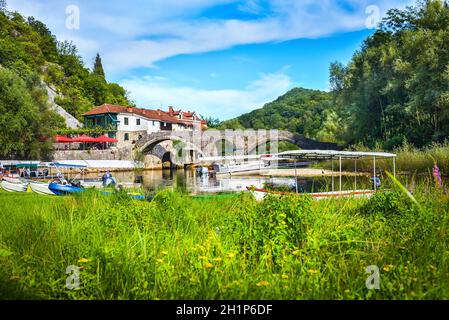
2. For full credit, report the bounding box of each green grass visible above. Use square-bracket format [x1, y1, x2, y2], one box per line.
[0, 179, 448, 300]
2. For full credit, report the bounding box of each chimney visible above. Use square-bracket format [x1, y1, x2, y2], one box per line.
[127, 106, 133, 113]
[157, 109, 161, 116]
[168, 106, 174, 115]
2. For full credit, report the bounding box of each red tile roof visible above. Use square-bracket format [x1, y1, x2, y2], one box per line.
[83, 104, 207, 127]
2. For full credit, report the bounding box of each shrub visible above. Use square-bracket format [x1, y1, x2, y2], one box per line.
[360, 191, 414, 216]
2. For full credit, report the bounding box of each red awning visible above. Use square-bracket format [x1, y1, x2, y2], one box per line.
[72, 135, 98, 143]
[55, 135, 74, 143]
[95, 135, 118, 143]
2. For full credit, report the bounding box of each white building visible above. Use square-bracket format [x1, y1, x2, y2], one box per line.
[83, 104, 207, 148]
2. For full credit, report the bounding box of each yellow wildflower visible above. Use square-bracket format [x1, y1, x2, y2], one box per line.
[78, 258, 90, 263]
[383, 264, 394, 272]
[156, 259, 164, 264]
[199, 256, 208, 260]
[226, 252, 236, 259]
[256, 281, 270, 287]
[204, 262, 214, 269]
[212, 257, 222, 262]
[308, 269, 319, 275]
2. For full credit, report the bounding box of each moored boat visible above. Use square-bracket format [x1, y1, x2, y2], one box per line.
[2, 177, 24, 184]
[248, 187, 378, 201]
[0, 181, 28, 193]
[48, 182, 85, 195]
[29, 181, 56, 196]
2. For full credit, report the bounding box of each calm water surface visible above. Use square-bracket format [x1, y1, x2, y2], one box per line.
[84, 169, 380, 194]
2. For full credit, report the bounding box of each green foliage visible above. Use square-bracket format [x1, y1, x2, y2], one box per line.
[0, 10, 132, 124]
[93, 53, 105, 78]
[0, 67, 62, 159]
[361, 191, 414, 216]
[331, 0, 449, 149]
[0, 184, 448, 299]
[219, 88, 338, 142]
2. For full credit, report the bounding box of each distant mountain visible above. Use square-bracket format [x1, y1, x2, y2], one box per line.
[218, 88, 340, 143]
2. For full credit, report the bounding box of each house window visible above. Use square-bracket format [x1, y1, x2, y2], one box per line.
[124, 133, 129, 141]
[136, 118, 141, 126]
[124, 117, 129, 125]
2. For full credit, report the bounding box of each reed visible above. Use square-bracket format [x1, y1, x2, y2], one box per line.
[322, 141, 449, 176]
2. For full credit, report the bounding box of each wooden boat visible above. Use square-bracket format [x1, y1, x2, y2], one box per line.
[248, 187, 378, 201]
[0, 181, 28, 193]
[29, 181, 56, 196]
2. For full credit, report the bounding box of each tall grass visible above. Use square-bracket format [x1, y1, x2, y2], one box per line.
[0, 180, 448, 300]
[323, 141, 449, 175]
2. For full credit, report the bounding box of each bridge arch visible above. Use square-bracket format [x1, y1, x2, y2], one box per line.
[135, 131, 204, 166]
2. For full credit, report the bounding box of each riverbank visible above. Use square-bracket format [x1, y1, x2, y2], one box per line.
[0, 180, 448, 299]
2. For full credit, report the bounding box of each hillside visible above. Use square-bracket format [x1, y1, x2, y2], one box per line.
[0, 7, 132, 121]
[0, 5, 132, 159]
[219, 88, 340, 143]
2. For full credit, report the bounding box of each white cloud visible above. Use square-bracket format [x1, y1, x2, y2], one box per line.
[120, 72, 293, 120]
[6, 0, 415, 74]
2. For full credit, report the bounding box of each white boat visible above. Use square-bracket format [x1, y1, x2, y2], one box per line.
[2, 177, 23, 184]
[29, 181, 55, 195]
[0, 181, 28, 192]
[249, 187, 378, 201]
[214, 161, 265, 176]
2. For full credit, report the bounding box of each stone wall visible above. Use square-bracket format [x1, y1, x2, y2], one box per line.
[52, 147, 167, 169]
[53, 147, 132, 161]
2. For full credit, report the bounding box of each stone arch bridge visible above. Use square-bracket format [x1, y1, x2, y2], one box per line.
[135, 130, 339, 166]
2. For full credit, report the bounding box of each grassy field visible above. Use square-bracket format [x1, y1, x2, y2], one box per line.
[0, 177, 448, 300]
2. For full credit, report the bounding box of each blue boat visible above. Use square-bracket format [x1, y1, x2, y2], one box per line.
[49, 182, 85, 195]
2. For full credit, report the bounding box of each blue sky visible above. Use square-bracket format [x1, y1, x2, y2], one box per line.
[7, 0, 413, 120]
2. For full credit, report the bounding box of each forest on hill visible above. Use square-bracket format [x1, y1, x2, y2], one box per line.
[0, 2, 132, 159]
[220, 0, 449, 150]
[217, 88, 339, 143]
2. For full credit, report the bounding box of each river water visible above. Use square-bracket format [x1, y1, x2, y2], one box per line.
[86, 169, 377, 195]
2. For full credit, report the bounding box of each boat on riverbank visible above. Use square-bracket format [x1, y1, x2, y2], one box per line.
[0, 180, 28, 193]
[29, 181, 56, 196]
[248, 187, 378, 201]
[247, 150, 397, 200]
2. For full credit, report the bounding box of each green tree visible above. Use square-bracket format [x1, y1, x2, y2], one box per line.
[219, 88, 334, 140]
[93, 52, 105, 78]
[330, 0, 449, 149]
[0, 68, 62, 159]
